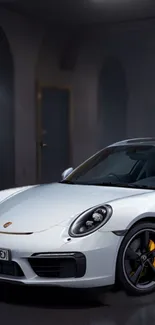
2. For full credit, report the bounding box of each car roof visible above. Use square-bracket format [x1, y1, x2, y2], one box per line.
[109, 137, 155, 147]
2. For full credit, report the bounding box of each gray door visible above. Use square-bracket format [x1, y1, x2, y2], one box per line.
[38, 87, 70, 183]
[0, 27, 14, 190]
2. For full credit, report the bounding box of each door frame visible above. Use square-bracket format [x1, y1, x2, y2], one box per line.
[36, 81, 73, 183]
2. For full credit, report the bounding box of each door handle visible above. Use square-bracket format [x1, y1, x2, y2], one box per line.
[40, 141, 47, 148]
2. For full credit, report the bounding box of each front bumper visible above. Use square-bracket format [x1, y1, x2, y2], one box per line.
[0, 228, 122, 288]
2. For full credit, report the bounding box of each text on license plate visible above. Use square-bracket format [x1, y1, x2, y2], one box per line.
[0, 249, 10, 261]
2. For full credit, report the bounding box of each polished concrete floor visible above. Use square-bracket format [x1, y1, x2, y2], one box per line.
[1, 285, 155, 325]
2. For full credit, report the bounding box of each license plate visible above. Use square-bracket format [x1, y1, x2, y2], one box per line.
[0, 249, 10, 261]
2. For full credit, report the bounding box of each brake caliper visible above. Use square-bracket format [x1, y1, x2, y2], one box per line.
[149, 239, 155, 267]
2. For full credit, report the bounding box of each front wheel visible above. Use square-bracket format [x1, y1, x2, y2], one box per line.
[117, 222, 155, 296]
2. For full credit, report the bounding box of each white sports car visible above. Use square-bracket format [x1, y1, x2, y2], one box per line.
[1, 137, 155, 296]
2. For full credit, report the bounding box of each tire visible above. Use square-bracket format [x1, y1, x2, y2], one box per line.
[116, 222, 155, 296]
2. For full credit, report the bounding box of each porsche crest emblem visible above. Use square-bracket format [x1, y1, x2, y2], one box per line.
[3, 222, 12, 228]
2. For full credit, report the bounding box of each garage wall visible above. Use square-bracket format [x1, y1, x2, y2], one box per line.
[37, 21, 155, 166]
[0, 8, 44, 186]
[101, 21, 155, 140]
[37, 28, 100, 166]
[71, 21, 155, 153]
[2, 7, 155, 186]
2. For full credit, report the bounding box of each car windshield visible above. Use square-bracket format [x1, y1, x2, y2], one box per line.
[61, 144, 155, 189]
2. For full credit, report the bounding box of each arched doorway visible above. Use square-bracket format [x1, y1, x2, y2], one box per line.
[0, 27, 14, 189]
[98, 56, 128, 149]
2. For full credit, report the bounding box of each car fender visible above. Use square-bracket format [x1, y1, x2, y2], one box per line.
[99, 191, 155, 232]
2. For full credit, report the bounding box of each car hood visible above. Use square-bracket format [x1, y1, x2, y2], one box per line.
[0, 183, 151, 233]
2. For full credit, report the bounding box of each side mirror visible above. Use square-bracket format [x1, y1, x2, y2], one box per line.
[61, 167, 73, 180]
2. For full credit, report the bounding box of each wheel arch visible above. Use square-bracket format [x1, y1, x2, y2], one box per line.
[114, 215, 155, 286]
[127, 215, 155, 232]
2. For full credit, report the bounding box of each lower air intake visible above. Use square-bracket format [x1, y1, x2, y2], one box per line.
[28, 252, 86, 278]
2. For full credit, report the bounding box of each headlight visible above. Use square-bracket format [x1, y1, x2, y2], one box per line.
[69, 204, 113, 237]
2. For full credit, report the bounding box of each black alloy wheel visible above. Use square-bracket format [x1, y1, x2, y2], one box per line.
[117, 222, 155, 296]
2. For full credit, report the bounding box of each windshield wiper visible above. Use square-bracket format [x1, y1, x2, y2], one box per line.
[124, 183, 152, 190]
[60, 180, 155, 189]
[89, 182, 153, 190]
[128, 183, 155, 190]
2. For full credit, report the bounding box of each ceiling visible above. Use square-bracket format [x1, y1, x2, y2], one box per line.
[1, 0, 155, 24]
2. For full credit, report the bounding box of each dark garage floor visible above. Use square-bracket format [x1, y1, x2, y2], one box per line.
[0, 285, 155, 325]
